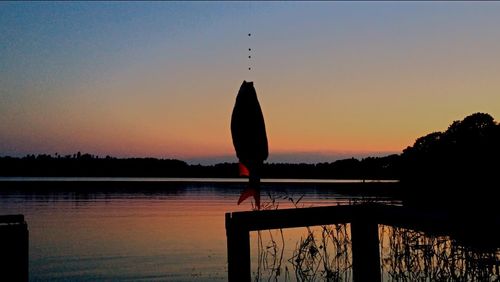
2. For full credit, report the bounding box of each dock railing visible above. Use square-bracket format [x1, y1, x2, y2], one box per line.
[225, 204, 407, 282]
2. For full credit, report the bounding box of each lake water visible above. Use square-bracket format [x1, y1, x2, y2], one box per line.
[0, 179, 498, 281]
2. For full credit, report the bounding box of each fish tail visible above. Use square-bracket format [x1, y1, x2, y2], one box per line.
[237, 187, 260, 209]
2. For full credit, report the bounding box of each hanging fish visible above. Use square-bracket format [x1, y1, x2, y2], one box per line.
[231, 81, 268, 209]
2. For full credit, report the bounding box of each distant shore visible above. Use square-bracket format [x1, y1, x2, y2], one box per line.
[0, 177, 401, 197]
[2, 113, 498, 189]
[0, 176, 398, 183]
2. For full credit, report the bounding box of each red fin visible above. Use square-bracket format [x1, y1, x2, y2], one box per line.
[237, 187, 260, 210]
[239, 162, 250, 177]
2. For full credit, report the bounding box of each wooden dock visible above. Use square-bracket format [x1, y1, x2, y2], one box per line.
[225, 203, 497, 281]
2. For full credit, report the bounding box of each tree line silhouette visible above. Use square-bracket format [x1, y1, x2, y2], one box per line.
[400, 112, 500, 184]
[1, 113, 498, 182]
[0, 153, 399, 179]
[399, 112, 500, 204]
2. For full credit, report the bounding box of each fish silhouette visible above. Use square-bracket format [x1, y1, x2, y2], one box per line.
[231, 81, 268, 209]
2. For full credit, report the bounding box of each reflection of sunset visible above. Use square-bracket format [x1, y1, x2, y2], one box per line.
[2, 184, 499, 280]
[0, 187, 364, 279]
[250, 225, 353, 280]
[379, 225, 500, 280]
[249, 224, 500, 281]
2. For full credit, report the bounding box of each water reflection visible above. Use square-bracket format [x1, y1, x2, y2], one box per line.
[3, 182, 498, 281]
[255, 224, 352, 281]
[1, 182, 389, 281]
[251, 222, 500, 281]
[380, 225, 500, 281]
[253, 224, 352, 281]
[234, 196, 500, 282]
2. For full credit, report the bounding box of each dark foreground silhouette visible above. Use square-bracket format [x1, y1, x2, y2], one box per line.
[401, 112, 500, 183]
[226, 203, 500, 281]
[231, 81, 268, 208]
[399, 112, 500, 205]
[0, 215, 28, 281]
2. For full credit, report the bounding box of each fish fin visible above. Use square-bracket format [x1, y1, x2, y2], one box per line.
[239, 162, 250, 177]
[237, 187, 261, 210]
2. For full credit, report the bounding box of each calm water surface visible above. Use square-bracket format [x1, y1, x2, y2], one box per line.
[0, 180, 390, 281]
[1, 180, 498, 281]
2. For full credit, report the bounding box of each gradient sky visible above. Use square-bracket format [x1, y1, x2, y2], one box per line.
[1, 2, 500, 164]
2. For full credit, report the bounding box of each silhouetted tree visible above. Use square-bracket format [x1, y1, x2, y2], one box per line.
[400, 112, 500, 204]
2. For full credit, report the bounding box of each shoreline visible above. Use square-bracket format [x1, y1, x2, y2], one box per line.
[0, 178, 401, 196]
[0, 176, 398, 184]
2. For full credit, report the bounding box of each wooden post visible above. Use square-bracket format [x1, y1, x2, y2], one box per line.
[226, 213, 251, 282]
[0, 214, 29, 282]
[351, 220, 381, 282]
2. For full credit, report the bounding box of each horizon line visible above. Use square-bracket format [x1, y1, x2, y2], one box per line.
[0, 150, 400, 165]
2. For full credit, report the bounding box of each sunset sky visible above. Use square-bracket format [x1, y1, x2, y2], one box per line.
[1, 2, 500, 164]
